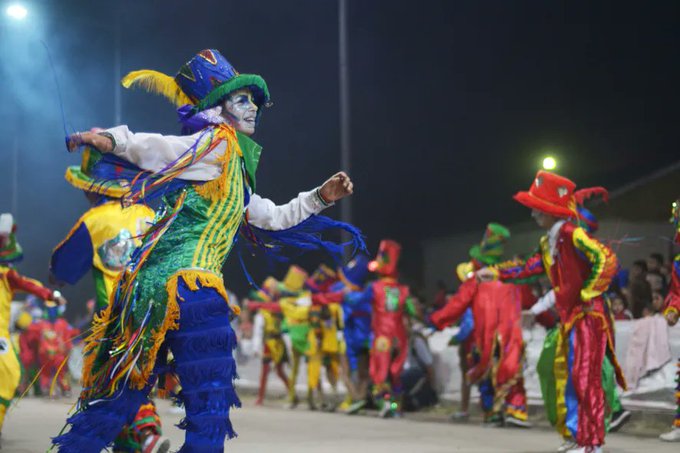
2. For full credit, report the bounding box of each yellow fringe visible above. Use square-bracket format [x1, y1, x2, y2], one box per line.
[121, 70, 194, 107]
[194, 125, 242, 202]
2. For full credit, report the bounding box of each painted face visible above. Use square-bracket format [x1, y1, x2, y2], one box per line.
[222, 88, 258, 135]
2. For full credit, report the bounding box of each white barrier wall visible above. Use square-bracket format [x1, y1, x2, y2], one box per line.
[430, 320, 680, 403]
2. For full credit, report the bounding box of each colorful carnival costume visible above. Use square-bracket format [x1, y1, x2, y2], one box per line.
[277, 266, 319, 408]
[245, 277, 290, 406]
[660, 199, 680, 442]
[480, 171, 625, 453]
[313, 255, 371, 408]
[430, 223, 529, 427]
[0, 214, 63, 440]
[346, 240, 417, 417]
[530, 206, 630, 442]
[53, 49, 361, 453]
[49, 149, 166, 453]
[307, 265, 343, 410]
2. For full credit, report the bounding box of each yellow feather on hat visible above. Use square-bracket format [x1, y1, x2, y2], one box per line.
[121, 70, 194, 107]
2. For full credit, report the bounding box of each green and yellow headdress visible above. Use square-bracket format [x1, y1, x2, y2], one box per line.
[65, 147, 130, 198]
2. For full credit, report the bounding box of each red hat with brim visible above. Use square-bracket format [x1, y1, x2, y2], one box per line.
[513, 171, 577, 219]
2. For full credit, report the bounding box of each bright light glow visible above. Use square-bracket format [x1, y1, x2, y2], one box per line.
[6, 4, 28, 20]
[542, 156, 557, 170]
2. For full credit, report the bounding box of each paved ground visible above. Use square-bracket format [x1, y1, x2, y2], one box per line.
[3, 395, 678, 453]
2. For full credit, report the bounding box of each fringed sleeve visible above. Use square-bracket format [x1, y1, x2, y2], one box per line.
[496, 252, 546, 284]
[571, 227, 618, 301]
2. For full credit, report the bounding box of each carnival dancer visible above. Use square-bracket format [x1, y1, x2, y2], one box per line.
[429, 223, 530, 427]
[49, 148, 168, 453]
[53, 49, 359, 453]
[346, 240, 418, 418]
[312, 255, 371, 410]
[477, 171, 625, 453]
[248, 267, 324, 409]
[528, 205, 630, 444]
[307, 265, 343, 411]
[245, 277, 290, 406]
[0, 213, 66, 446]
[660, 198, 680, 442]
[23, 304, 79, 397]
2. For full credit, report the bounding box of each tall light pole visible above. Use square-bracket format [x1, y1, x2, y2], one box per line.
[6, 3, 28, 217]
[338, 0, 352, 253]
[113, 5, 122, 124]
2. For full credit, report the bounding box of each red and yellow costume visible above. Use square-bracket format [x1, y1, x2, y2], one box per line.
[245, 277, 290, 406]
[490, 171, 624, 448]
[347, 240, 416, 416]
[22, 314, 78, 395]
[0, 214, 60, 433]
[430, 223, 528, 424]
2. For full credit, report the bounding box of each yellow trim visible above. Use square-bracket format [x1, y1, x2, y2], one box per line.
[129, 268, 240, 389]
[553, 327, 570, 438]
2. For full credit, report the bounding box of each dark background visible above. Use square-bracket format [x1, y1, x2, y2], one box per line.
[0, 0, 678, 315]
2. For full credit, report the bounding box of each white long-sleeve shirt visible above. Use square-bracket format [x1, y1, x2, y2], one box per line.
[105, 125, 332, 231]
[530, 289, 556, 315]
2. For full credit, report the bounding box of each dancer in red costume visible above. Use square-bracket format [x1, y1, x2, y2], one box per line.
[23, 306, 79, 396]
[346, 240, 418, 418]
[661, 198, 680, 442]
[477, 171, 625, 453]
[429, 223, 530, 427]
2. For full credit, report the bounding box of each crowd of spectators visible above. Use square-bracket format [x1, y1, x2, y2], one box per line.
[609, 252, 671, 320]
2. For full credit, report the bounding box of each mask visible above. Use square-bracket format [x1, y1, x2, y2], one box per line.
[222, 89, 258, 135]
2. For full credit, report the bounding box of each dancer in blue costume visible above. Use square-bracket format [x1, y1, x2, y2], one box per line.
[53, 49, 361, 453]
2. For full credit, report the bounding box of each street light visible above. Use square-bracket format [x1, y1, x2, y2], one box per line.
[6, 4, 27, 20]
[542, 156, 557, 171]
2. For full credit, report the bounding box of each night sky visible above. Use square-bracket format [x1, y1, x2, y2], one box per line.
[0, 0, 678, 308]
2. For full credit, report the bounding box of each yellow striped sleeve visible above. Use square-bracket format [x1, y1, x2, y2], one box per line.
[572, 227, 618, 301]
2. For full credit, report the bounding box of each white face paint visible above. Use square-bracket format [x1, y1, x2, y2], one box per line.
[222, 88, 258, 135]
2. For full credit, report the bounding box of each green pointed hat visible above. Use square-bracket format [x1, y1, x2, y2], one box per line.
[65, 147, 131, 198]
[469, 223, 510, 265]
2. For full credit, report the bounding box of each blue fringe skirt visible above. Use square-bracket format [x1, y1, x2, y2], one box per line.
[53, 279, 240, 453]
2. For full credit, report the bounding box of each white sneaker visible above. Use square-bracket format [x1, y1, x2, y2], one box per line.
[659, 427, 680, 442]
[565, 446, 602, 453]
[557, 439, 576, 452]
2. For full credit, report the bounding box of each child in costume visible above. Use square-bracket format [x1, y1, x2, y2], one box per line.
[660, 198, 680, 442]
[477, 171, 625, 453]
[306, 265, 343, 411]
[346, 240, 418, 418]
[49, 148, 167, 453]
[310, 256, 371, 410]
[334, 255, 372, 408]
[529, 206, 630, 442]
[278, 265, 329, 410]
[53, 49, 359, 453]
[245, 277, 290, 406]
[429, 223, 529, 427]
[0, 214, 65, 445]
[23, 304, 78, 396]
